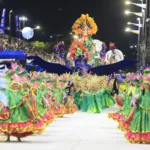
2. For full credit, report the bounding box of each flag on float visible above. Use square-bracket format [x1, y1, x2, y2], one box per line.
[15, 16, 19, 38]
[0, 8, 6, 35]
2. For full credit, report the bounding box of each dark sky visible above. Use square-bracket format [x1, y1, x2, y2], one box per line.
[0, 0, 140, 58]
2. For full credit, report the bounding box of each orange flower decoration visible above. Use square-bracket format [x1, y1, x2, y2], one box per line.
[72, 14, 98, 35]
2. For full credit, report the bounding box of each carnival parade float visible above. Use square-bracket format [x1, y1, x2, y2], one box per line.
[0, 13, 138, 143]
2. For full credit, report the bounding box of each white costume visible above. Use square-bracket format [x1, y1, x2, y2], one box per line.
[105, 49, 124, 64]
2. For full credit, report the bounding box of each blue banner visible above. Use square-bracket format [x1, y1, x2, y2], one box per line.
[15, 16, 19, 38]
[0, 8, 6, 35]
[0, 51, 25, 60]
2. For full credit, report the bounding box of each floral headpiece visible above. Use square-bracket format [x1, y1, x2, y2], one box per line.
[47, 82, 53, 88]
[11, 62, 18, 71]
[11, 73, 21, 82]
[31, 81, 39, 88]
[136, 73, 143, 81]
[20, 76, 29, 84]
[126, 73, 135, 82]
[58, 82, 65, 89]
[143, 73, 150, 84]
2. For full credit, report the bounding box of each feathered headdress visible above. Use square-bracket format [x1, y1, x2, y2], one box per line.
[72, 14, 98, 35]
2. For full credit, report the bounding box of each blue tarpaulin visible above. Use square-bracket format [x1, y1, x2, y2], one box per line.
[0, 51, 25, 60]
[27, 56, 137, 75]
[27, 56, 72, 75]
[88, 60, 137, 75]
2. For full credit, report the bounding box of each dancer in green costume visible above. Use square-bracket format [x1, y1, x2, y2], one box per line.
[98, 89, 115, 109]
[108, 74, 140, 123]
[73, 90, 83, 109]
[82, 89, 115, 113]
[0, 81, 45, 142]
[124, 73, 150, 143]
[82, 90, 97, 113]
[36, 83, 54, 125]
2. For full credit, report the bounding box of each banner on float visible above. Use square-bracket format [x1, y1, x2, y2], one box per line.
[0, 8, 6, 35]
[15, 16, 19, 38]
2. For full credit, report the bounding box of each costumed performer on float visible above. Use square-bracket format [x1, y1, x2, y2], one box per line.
[71, 14, 98, 66]
[105, 42, 124, 64]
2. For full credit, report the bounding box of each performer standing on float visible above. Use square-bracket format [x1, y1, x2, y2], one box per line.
[100, 42, 107, 65]
[69, 14, 98, 69]
[105, 42, 124, 64]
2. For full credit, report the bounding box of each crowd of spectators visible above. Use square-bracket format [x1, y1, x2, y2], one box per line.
[0, 35, 72, 68]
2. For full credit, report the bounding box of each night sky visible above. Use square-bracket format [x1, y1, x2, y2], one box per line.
[0, 0, 141, 58]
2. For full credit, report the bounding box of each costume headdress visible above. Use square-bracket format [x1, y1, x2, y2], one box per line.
[20, 76, 29, 85]
[11, 62, 18, 71]
[127, 73, 136, 82]
[136, 73, 143, 81]
[47, 82, 53, 89]
[143, 68, 150, 76]
[31, 81, 39, 88]
[11, 73, 21, 82]
[109, 42, 116, 50]
[72, 14, 98, 35]
[143, 73, 150, 84]
[58, 82, 65, 89]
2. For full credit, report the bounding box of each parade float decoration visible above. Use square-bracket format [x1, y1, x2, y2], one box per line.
[105, 42, 124, 64]
[72, 14, 98, 40]
[92, 39, 103, 59]
[22, 27, 34, 40]
[92, 39, 106, 66]
[68, 40, 90, 61]
[69, 14, 125, 69]
[69, 14, 98, 71]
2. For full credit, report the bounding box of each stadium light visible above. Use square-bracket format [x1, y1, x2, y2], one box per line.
[125, 1, 146, 9]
